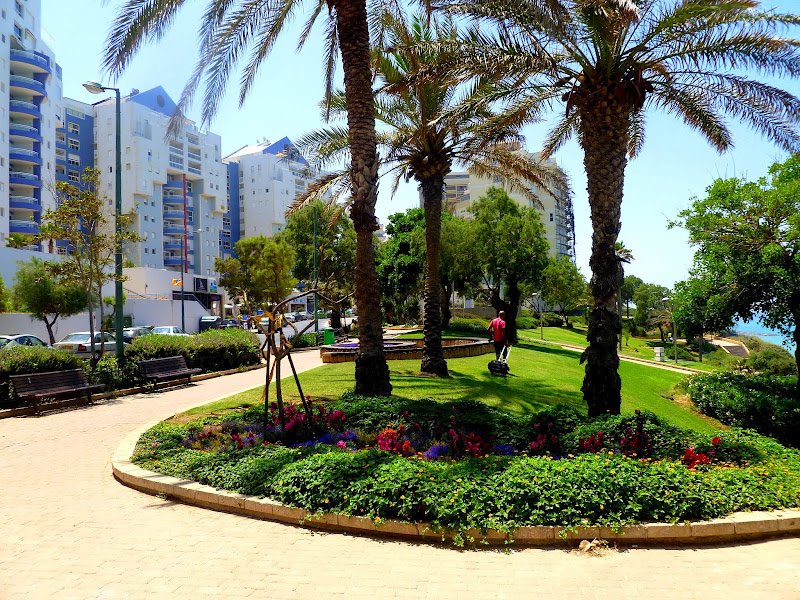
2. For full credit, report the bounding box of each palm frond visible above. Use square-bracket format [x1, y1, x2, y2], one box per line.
[103, 0, 190, 77]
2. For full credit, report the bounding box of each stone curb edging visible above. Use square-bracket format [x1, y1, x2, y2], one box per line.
[112, 421, 800, 547]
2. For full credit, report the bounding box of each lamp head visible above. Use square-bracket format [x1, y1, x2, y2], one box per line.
[83, 81, 106, 94]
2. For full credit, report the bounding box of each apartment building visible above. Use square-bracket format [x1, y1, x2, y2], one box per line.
[442, 158, 576, 261]
[224, 137, 320, 243]
[1, 0, 61, 247]
[88, 86, 226, 281]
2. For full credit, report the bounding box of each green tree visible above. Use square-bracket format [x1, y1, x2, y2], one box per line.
[104, 0, 393, 396]
[13, 258, 88, 344]
[40, 168, 139, 358]
[620, 275, 644, 320]
[300, 12, 566, 376]
[438, 217, 481, 328]
[444, 0, 800, 415]
[376, 209, 426, 325]
[215, 236, 296, 313]
[282, 200, 356, 329]
[672, 275, 734, 361]
[470, 187, 550, 343]
[6, 233, 35, 249]
[542, 257, 587, 327]
[633, 283, 671, 340]
[673, 155, 800, 393]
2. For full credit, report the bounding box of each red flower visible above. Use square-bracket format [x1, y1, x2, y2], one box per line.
[711, 436, 721, 446]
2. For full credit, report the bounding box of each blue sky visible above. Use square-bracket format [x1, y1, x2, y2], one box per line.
[42, 0, 800, 288]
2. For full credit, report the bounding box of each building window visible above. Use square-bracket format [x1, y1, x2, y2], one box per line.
[68, 171, 79, 182]
[67, 157, 79, 167]
[15, 1, 23, 17]
[68, 139, 79, 151]
[549, 213, 554, 222]
[68, 123, 80, 135]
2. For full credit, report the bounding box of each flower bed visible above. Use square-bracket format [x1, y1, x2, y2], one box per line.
[132, 394, 800, 542]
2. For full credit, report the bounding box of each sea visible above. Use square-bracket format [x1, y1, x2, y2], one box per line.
[733, 318, 796, 352]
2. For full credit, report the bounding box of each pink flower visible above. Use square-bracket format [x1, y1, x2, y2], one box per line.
[337, 440, 347, 449]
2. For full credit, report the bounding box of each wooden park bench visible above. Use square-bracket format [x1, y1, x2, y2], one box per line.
[137, 356, 202, 389]
[10, 369, 106, 415]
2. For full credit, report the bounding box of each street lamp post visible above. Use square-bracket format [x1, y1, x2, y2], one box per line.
[83, 82, 124, 362]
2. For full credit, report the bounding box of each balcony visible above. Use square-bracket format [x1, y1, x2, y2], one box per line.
[9, 147, 42, 166]
[9, 171, 41, 187]
[163, 210, 185, 220]
[187, 166, 201, 175]
[164, 256, 194, 268]
[187, 151, 201, 162]
[163, 241, 183, 251]
[10, 75, 46, 96]
[9, 196, 41, 211]
[163, 180, 184, 189]
[163, 225, 185, 235]
[9, 99, 40, 119]
[10, 49, 51, 74]
[9, 220, 40, 234]
[9, 123, 42, 142]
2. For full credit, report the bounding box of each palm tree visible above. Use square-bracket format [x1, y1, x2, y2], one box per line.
[298, 12, 566, 376]
[442, 0, 800, 415]
[103, 0, 394, 396]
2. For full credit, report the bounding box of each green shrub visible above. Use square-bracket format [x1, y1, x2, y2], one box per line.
[516, 315, 537, 329]
[688, 373, 800, 447]
[447, 317, 488, 336]
[737, 337, 797, 376]
[291, 332, 320, 348]
[540, 312, 565, 327]
[85, 355, 133, 389]
[0, 347, 83, 407]
[125, 328, 260, 373]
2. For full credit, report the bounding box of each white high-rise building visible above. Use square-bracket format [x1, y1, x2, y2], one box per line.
[443, 157, 575, 261]
[89, 86, 226, 277]
[1, 0, 61, 248]
[224, 137, 320, 239]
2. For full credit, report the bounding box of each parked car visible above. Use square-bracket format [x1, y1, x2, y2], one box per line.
[293, 311, 312, 322]
[151, 326, 191, 336]
[281, 313, 295, 324]
[53, 332, 127, 358]
[0, 334, 49, 348]
[122, 326, 153, 344]
[199, 315, 222, 332]
[220, 319, 241, 329]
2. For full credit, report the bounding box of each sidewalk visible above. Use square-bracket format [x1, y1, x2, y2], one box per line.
[1, 352, 799, 599]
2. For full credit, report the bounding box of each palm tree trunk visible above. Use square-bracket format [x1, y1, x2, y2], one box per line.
[334, 0, 391, 396]
[420, 175, 448, 376]
[579, 100, 629, 416]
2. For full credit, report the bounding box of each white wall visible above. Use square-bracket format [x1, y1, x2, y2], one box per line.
[0, 296, 209, 341]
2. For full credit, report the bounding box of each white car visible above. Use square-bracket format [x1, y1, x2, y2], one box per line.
[150, 326, 191, 336]
[53, 332, 127, 358]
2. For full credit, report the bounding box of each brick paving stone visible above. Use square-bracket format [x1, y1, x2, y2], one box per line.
[2, 352, 800, 599]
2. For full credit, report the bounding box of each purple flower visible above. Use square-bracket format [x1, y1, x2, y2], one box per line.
[423, 444, 450, 460]
[493, 444, 515, 456]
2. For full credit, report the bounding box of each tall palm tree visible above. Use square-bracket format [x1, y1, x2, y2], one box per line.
[103, 0, 395, 395]
[442, 0, 800, 415]
[298, 12, 566, 376]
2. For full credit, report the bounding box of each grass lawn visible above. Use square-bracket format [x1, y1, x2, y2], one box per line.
[181, 339, 719, 433]
[517, 326, 721, 372]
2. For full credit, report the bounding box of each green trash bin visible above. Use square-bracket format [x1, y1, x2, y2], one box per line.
[324, 327, 335, 345]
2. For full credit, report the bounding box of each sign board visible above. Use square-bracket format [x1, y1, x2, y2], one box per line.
[194, 277, 208, 293]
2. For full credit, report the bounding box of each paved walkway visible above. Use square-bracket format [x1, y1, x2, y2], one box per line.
[1, 353, 800, 599]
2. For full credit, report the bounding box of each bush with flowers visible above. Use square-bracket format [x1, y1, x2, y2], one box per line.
[132, 393, 800, 540]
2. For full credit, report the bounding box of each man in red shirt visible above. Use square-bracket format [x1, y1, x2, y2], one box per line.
[487, 311, 509, 359]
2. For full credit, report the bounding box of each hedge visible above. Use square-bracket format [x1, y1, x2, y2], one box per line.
[0, 346, 83, 407]
[688, 372, 800, 447]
